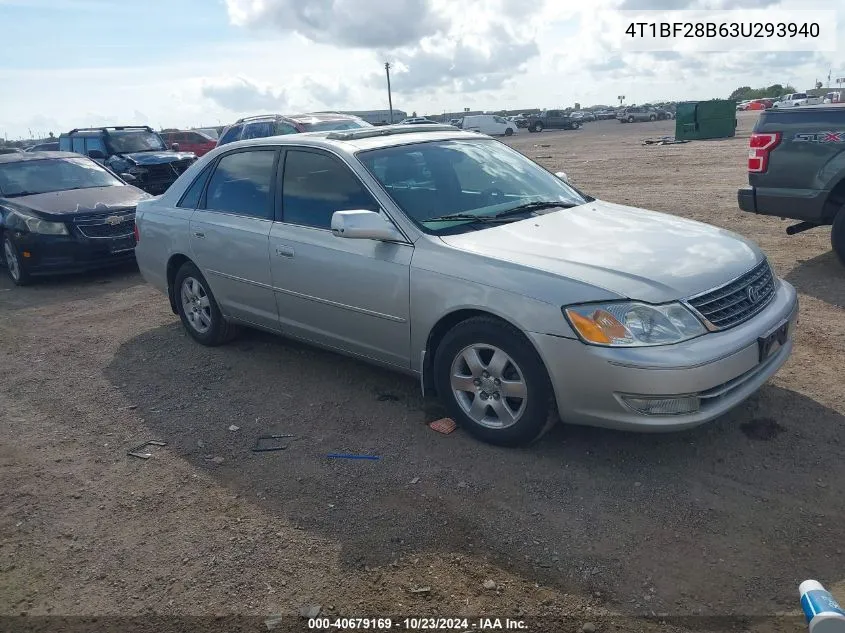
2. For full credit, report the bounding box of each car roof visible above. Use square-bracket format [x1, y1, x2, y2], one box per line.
[0, 150, 82, 164]
[214, 125, 488, 154]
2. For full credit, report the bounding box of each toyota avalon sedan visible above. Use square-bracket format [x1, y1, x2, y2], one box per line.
[0, 151, 151, 285]
[134, 125, 798, 446]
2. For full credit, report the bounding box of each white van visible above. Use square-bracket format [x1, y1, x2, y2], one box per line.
[460, 114, 518, 136]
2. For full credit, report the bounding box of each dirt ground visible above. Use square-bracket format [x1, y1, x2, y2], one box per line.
[1, 112, 843, 633]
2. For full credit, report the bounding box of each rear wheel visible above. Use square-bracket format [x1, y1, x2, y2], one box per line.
[533, 122, 544, 132]
[3, 235, 31, 286]
[571, 121, 581, 130]
[832, 209, 845, 267]
[627, 115, 635, 123]
[505, 127, 514, 136]
[434, 317, 556, 447]
[174, 261, 236, 346]
[649, 114, 656, 121]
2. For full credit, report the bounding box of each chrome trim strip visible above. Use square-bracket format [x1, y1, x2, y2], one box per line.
[206, 269, 408, 323]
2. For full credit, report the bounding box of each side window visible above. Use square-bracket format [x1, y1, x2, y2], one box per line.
[218, 125, 242, 145]
[202, 150, 276, 218]
[177, 163, 214, 209]
[273, 122, 299, 135]
[59, 137, 71, 152]
[242, 122, 271, 139]
[281, 150, 377, 229]
[71, 137, 85, 154]
[547, 110, 559, 117]
[85, 137, 106, 154]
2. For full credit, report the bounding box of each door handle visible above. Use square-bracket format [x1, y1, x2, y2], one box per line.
[193, 231, 205, 238]
[275, 245, 295, 258]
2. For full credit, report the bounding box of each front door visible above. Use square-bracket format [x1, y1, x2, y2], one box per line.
[268, 148, 413, 368]
[189, 147, 280, 331]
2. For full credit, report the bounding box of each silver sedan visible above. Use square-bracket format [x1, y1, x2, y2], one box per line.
[134, 126, 797, 446]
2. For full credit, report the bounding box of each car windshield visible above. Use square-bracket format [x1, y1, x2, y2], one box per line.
[107, 130, 167, 154]
[298, 119, 370, 132]
[0, 157, 123, 197]
[358, 139, 588, 235]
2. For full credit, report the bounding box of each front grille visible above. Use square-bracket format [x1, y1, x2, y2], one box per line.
[141, 159, 192, 183]
[73, 209, 135, 239]
[686, 259, 776, 330]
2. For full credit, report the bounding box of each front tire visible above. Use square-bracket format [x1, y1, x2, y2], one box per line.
[3, 235, 31, 286]
[649, 114, 656, 121]
[433, 317, 556, 447]
[832, 209, 845, 267]
[533, 122, 544, 132]
[504, 128, 514, 136]
[174, 261, 235, 346]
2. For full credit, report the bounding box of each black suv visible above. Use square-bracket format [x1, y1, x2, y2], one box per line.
[58, 126, 197, 195]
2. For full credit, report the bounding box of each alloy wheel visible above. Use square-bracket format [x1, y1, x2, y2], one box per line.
[4, 239, 20, 282]
[450, 344, 528, 429]
[181, 276, 212, 334]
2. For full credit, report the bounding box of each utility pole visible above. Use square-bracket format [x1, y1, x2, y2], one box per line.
[385, 62, 394, 124]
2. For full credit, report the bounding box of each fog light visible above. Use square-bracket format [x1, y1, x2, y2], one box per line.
[619, 395, 700, 416]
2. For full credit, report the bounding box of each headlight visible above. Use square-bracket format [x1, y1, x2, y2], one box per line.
[11, 210, 69, 235]
[563, 301, 707, 347]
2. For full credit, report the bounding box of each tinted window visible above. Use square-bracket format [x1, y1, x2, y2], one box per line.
[217, 125, 242, 145]
[281, 151, 376, 229]
[547, 111, 559, 117]
[177, 163, 213, 209]
[72, 137, 85, 154]
[59, 137, 71, 152]
[203, 150, 276, 218]
[85, 137, 106, 154]
[242, 122, 272, 139]
[273, 121, 299, 135]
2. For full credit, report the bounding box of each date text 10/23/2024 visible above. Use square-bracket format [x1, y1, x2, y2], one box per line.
[307, 617, 528, 630]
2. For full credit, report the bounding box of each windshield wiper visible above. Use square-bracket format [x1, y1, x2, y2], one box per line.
[422, 213, 518, 224]
[490, 200, 581, 218]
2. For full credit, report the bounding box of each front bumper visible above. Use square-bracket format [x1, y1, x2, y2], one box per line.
[528, 279, 799, 432]
[8, 230, 136, 276]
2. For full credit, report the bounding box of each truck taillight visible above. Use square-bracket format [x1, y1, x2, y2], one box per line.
[748, 132, 781, 173]
[133, 222, 139, 243]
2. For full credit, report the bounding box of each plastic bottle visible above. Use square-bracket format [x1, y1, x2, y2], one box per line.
[800, 580, 845, 633]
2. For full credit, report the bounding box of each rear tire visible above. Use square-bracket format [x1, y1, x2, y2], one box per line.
[433, 316, 556, 447]
[649, 114, 656, 121]
[3, 235, 31, 286]
[832, 209, 845, 267]
[505, 128, 514, 136]
[533, 122, 544, 132]
[174, 261, 236, 346]
[627, 115, 635, 123]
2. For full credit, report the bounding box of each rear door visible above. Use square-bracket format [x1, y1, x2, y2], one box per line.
[189, 147, 280, 331]
[268, 148, 413, 367]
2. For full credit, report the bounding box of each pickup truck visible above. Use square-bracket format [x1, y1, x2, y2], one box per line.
[737, 107, 845, 265]
[771, 93, 822, 108]
[525, 110, 581, 132]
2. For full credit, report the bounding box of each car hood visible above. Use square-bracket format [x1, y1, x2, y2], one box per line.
[438, 199, 763, 304]
[3, 185, 152, 219]
[122, 151, 196, 165]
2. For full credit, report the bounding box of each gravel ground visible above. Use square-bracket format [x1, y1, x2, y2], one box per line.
[1, 112, 843, 633]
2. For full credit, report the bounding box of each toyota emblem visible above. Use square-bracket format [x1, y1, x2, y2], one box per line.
[746, 284, 761, 304]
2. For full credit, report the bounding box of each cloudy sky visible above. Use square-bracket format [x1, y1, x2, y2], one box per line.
[0, 0, 841, 138]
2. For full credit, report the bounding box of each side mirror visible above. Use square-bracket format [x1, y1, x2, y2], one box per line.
[555, 171, 570, 183]
[87, 149, 105, 160]
[171, 143, 180, 151]
[120, 173, 138, 183]
[331, 210, 403, 242]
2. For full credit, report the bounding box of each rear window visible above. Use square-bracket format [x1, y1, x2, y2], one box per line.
[793, 93, 807, 99]
[217, 125, 243, 146]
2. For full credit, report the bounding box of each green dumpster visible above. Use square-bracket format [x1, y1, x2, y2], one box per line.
[675, 99, 737, 140]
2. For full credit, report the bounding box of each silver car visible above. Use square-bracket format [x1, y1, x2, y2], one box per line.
[134, 125, 798, 446]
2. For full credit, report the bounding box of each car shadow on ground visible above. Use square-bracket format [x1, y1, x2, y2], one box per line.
[105, 324, 845, 615]
[0, 261, 144, 310]
[785, 249, 845, 307]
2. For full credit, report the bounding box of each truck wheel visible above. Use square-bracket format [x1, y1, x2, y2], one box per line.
[649, 114, 656, 121]
[535, 122, 544, 132]
[627, 115, 635, 123]
[832, 210, 845, 267]
[571, 122, 581, 129]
